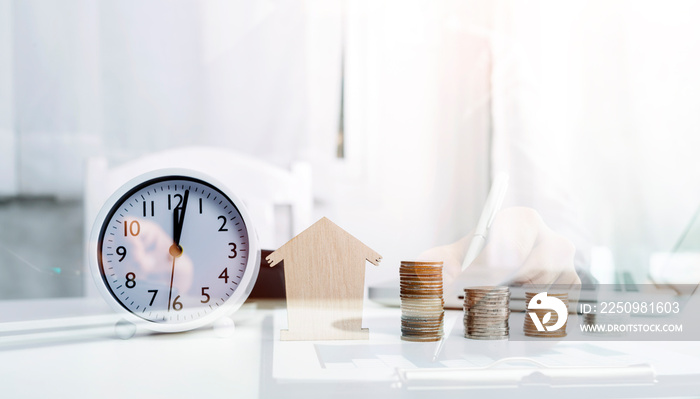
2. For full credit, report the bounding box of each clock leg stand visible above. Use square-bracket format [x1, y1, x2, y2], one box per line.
[213, 316, 236, 338]
[115, 319, 137, 340]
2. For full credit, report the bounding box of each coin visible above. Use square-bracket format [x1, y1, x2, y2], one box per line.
[462, 286, 510, 340]
[465, 321, 509, 328]
[523, 292, 568, 338]
[524, 332, 567, 338]
[464, 334, 508, 340]
[399, 260, 445, 341]
[464, 287, 510, 295]
[400, 278, 442, 282]
[402, 325, 444, 332]
[466, 296, 511, 303]
[401, 338, 443, 343]
[465, 310, 510, 315]
[402, 263, 443, 266]
[401, 306, 444, 311]
[466, 327, 510, 333]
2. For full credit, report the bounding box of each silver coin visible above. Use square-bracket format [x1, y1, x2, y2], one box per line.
[402, 330, 444, 335]
[401, 337, 442, 342]
[524, 334, 567, 338]
[402, 328, 444, 334]
[402, 308, 444, 312]
[402, 310, 444, 315]
[465, 297, 510, 303]
[465, 297, 510, 302]
[465, 303, 510, 309]
[466, 327, 510, 333]
[401, 300, 444, 305]
[466, 298, 510, 303]
[402, 320, 444, 326]
[401, 290, 444, 295]
[401, 326, 442, 335]
[466, 331, 509, 336]
[466, 295, 510, 299]
[466, 290, 509, 295]
[464, 307, 510, 314]
[401, 302, 444, 308]
[401, 327, 444, 333]
[466, 331, 510, 336]
[465, 320, 509, 326]
[465, 320, 509, 327]
[464, 334, 509, 340]
[403, 313, 444, 318]
[465, 286, 509, 291]
[465, 314, 509, 319]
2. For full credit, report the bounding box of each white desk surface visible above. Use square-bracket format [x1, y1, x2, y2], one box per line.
[1, 298, 700, 399]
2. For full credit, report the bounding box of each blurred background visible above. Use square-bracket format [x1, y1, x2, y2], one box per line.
[2, 0, 700, 300]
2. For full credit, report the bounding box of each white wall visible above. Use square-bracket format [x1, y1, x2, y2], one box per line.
[13, 0, 102, 198]
[0, 0, 15, 197]
[313, 0, 493, 286]
[564, 0, 700, 276]
[4, 0, 700, 287]
[3, 0, 312, 198]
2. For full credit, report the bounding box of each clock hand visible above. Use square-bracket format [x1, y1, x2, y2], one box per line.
[169, 207, 182, 258]
[171, 189, 190, 255]
[172, 203, 179, 246]
[167, 255, 176, 312]
[168, 190, 189, 312]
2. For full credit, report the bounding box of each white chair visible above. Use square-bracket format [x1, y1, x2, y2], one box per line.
[83, 146, 312, 297]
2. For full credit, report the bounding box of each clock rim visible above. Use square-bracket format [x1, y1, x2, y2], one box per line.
[88, 168, 261, 333]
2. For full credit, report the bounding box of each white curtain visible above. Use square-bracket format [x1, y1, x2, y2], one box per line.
[486, 0, 700, 277]
[1, 0, 330, 198]
[562, 0, 700, 276]
[0, 0, 16, 196]
[328, 0, 588, 284]
[332, 0, 700, 284]
[3, 0, 700, 284]
[323, 0, 492, 285]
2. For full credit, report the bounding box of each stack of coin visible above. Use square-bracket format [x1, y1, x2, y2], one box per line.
[399, 261, 444, 342]
[523, 292, 569, 338]
[463, 286, 510, 340]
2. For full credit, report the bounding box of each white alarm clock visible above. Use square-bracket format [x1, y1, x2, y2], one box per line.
[88, 169, 260, 332]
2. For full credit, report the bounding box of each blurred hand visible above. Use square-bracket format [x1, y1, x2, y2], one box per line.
[419, 207, 580, 289]
[126, 218, 194, 294]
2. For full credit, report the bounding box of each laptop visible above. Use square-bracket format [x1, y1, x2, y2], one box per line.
[369, 205, 700, 309]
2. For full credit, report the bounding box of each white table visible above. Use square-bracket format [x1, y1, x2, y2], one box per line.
[1, 298, 700, 398]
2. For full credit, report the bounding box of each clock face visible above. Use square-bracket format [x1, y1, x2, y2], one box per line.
[92, 172, 259, 331]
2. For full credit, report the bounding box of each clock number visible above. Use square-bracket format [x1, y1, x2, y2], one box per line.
[218, 216, 228, 231]
[148, 289, 158, 306]
[201, 287, 210, 303]
[172, 295, 183, 311]
[116, 246, 127, 262]
[168, 194, 183, 210]
[219, 268, 229, 283]
[199, 198, 203, 214]
[125, 272, 136, 289]
[143, 201, 154, 217]
[228, 243, 237, 258]
[124, 220, 140, 236]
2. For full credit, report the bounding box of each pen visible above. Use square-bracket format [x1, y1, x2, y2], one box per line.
[431, 313, 459, 362]
[432, 175, 508, 362]
[461, 173, 509, 272]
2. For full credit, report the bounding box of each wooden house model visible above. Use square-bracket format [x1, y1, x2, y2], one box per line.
[266, 217, 382, 340]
